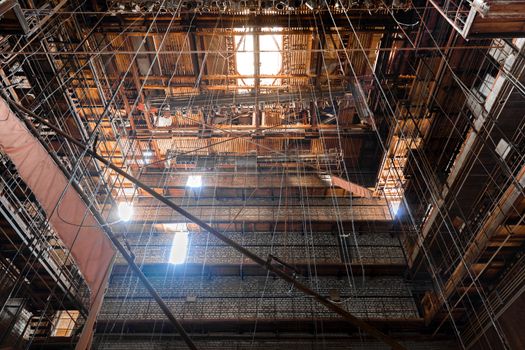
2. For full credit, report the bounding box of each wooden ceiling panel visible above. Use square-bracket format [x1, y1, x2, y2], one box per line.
[156, 33, 194, 75]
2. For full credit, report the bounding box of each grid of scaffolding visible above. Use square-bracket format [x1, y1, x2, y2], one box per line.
[0, 0, 524, 349]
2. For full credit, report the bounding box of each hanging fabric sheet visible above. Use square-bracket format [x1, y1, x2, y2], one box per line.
[0, 98, 115, 347]
[330, 175, 373, 198]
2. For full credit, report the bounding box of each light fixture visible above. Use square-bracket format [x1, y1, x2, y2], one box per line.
[169, 231, 189, 264]
[304, 0, 316, 10]
[275, 1, 287, 10]
[389, 200, 401, 217]
[117, 202, 133, 222]
[186, 175, 202, 188]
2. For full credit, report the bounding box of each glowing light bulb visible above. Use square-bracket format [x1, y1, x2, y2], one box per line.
[186, 175, 202, 188]
[118, 202, 133, 222]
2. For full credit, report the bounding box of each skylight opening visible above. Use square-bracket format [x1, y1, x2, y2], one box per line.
[259, 30, 282, 86]
[234, 28, 283, 91]
[235, 33, 255, 87]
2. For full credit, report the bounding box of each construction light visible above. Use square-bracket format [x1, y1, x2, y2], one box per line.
[117, 202, 133, 222]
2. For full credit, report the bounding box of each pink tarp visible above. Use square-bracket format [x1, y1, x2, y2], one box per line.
[331, 175, 373, 198]
[0, 98, 115, 303]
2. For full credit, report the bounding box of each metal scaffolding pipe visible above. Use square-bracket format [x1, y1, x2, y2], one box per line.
[4, 97, 406, 350]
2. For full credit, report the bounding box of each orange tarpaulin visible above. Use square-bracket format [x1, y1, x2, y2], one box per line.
[0, 98, 115, 348]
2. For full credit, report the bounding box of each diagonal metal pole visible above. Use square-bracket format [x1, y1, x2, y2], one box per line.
[5, 97, 406, 350]
[0, 96, 198, 350]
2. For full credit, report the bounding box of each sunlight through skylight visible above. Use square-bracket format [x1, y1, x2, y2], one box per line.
[234, 28, 282, 90]
[235, 32, 255, 87]
[259, 30, 282, 85]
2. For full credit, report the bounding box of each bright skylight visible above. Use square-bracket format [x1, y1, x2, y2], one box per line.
[235, 32, 255, 87]
[235, 28, 282, 89]
[259, 30, 282, 85]
[164, 223, 189, 264]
